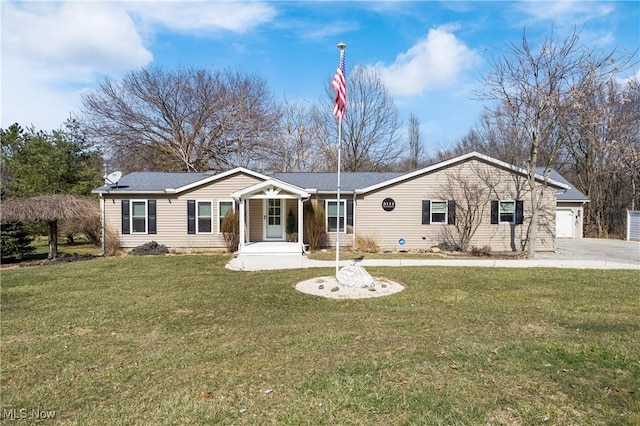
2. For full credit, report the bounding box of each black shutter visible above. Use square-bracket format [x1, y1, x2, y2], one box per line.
[422, 200, 431, 225]
[121, 200, 130, 234]
[148, 200, 157, 234]
[187, 200, 196, 234]
[448, 200, 456, 225]
[491, 200, 499, 224]
[346, 199, 354, 227]
[515, 200, 524, 224]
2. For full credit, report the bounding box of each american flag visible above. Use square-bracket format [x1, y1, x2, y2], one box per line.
[332, 48, 346, 122]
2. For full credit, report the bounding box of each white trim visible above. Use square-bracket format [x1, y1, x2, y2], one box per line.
[130, 200, 148, 234]
[263, 198, 285, 240]
[193, 200, 214, 234]
[174, 167, 273, 194]
[499, 200, 516, 224]
[430, 200, 448, 224]
[217, 200, 235, 234]
[232, 179, 310, 200]
[356, 152, 569, 194]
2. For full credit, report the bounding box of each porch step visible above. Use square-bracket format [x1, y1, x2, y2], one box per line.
[239, 242, 304, 255]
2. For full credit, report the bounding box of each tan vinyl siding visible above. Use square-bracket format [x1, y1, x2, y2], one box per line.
[354, 159, 556, 252]
[103, 173, 261, 249]
[248, 199, 263, 242]
[313, 195, 355, 249]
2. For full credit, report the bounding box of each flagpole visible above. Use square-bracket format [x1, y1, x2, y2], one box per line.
[336, 113, 342, 277]
[335, 42, 346, 278]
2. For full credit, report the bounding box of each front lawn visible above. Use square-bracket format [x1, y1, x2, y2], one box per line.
[1, 256, 638, 424]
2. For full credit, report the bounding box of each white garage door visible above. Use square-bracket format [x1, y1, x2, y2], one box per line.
[556, 209, 574, 238]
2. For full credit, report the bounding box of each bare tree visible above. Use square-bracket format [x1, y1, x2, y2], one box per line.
[321, 66, 405, 172]
[477, 29, 623, 256]
[82, 67, 278, 172]
[407, 113, 423, 170]
[263, 99, 326, 172]
[437, 164, 500, 251]
[564, 75, 640, 237]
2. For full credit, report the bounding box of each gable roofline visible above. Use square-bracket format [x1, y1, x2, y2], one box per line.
[171, 167, 273, 194]
[93, 167, 274, 195]
[232, 178, 310, 199]
[356, 151, 569, 194]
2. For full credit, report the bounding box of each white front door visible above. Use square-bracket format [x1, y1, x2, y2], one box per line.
[265, 199, 284, 239]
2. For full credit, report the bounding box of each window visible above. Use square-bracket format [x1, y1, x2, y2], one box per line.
[422, 200, 455, 225]
[196, 201, 213, 233]
[122, 200, 155, 235]
[131, 201, 147, 233]
[326, 200, 346, 233]
[499, 200, 515, 223]
[491, 200, 524, 225]
[431, 201, 447, 224]
[218, 201, 234, 233]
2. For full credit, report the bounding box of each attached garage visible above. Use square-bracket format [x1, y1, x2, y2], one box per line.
[556, 209, 575, 238]
[538, 168, 589, 239]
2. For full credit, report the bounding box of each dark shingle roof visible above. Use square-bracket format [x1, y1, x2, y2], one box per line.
[94, 172, 209, 192]
[271, 172, 404, 192]
[536, 168, 589, 202]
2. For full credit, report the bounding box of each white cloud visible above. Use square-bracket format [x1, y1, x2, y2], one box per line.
[125, 1, 277, 34]
[518, 0, 614, 25]
[369, 25, 481, 97]
[1, 1, 153, 129]
[1, 1, 278, 130]
[2, 2, 152, 74]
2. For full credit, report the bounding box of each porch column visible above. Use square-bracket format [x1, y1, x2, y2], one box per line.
[238, 198, 246, 251]
[298, 197, 305, 252]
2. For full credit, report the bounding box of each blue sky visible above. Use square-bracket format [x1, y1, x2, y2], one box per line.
[2, 1, 639, 155]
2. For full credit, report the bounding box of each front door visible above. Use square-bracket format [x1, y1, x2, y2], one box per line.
[265, 199, 284, 239]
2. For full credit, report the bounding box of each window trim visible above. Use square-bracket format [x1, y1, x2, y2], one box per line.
[499, 200, 516, 224]
[430, 200, 448, 224]
[130, 200, 148, 234]
[326, 199, 347, 234]
[217, 200, 235, 234]
[194, 200, 214, 234]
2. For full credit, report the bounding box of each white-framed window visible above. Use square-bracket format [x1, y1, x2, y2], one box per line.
[326, 200, 346, 233]
[431, 200, 448, 224]
[131, 200, 147, 233]
[499, 200, 515, 224]
[218, 200, 234, 233]
[196, 201, 213, 234]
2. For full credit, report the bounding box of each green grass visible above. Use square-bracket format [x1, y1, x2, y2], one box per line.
[2, 255, 639, 425]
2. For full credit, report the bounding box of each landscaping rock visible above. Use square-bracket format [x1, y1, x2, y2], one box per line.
[336, 265, 374, 288]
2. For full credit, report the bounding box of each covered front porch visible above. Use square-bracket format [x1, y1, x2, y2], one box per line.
[232, 179, 310, 255]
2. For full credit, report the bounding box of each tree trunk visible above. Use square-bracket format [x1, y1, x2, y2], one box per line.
[47, 220, 58, 259]
[527, 134, 539, 258]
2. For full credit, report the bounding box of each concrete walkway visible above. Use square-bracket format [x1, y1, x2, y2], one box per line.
[225, 254, 639, 271]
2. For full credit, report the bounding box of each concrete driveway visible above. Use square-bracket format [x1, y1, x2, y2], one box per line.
[537, 238, 640, 266]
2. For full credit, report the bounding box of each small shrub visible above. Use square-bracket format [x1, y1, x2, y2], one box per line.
[437, 241, 460, 252]
[129, 241, 169, 256]
[1, 222, 35, 260]
[286, 208, 297, 235]
[304, 201, 326, 251]
[355, 234, 379, 253]
[470, 245, 492, 256]
[104, 224, 122, 256]
[61, 217, 102, 246]
[220, 209, 240, 252]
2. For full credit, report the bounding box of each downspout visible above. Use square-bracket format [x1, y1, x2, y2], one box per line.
[99, 194, 105, 256]
[352, 193, 356, 249]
